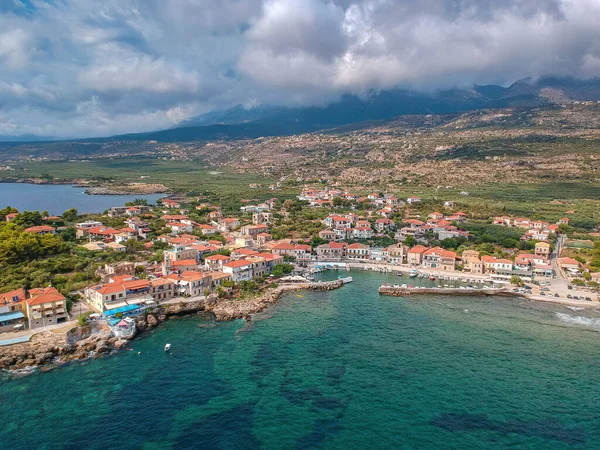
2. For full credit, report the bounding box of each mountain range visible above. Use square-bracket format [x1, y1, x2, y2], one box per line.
[3, 77, 600, 143]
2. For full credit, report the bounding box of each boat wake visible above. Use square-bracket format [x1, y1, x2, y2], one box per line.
[555, 312, 600, 331]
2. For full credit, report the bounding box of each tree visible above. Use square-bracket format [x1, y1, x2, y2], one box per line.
[272, 263, 294, 277]
[0, 206, 18, 217]
[125, 238, 144, 254]
[125, 198, 148, 206]
[510, 275, 524, 287]
[310, 236, 327, 247]
[62, 208, 78, 223]
[518, 240, 535, 251]
[60, 228, 77, 242]
[582, 272, 591, 281]
[14, 211, 43, 227]
[77, 312, 91, 327]
[501, 238, 519, 249]
[135, 265, 147, 278]
[403, 235, 416, 247]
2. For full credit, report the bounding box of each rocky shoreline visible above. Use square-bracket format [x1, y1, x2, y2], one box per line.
[0, 178, 170, 195]
[0, 280, 343, 375]
[84, 184, 169, 195]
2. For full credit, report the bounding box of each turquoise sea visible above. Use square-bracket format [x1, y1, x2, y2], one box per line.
[1, 271, 600, 449]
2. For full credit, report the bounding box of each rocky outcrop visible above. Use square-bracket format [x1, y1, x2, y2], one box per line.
[210, 280, 344, 321]
[0, 283, 342, 374]
[0, 333, 129, 373]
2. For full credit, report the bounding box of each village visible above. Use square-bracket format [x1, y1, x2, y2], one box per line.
[1, 184, 600, 338]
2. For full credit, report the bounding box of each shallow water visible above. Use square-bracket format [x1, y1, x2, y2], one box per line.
[1, 271, 600, 449]
[0, 182, 164, 215]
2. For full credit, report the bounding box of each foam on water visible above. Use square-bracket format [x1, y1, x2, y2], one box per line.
[556, 312, 600, 331]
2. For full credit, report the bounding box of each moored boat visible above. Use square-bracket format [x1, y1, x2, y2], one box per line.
[164, 344, 171, 352]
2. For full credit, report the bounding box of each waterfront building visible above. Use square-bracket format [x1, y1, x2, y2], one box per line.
[26, 287, 68, 329]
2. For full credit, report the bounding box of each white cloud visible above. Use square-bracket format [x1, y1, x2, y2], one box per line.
[0, 28, 32, 69]
[0, 0, 599, 138]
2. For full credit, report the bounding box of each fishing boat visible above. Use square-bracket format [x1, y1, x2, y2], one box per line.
[164, 344, 171, 352]
[409, 270, 418, 278]
[429, 275, 436, 281]
[397, 271, 403, 276]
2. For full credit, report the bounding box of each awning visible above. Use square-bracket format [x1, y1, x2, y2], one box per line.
[104, 304, 142, 317]
[0, 311, 25, 322]
[105, 301, 129, 310]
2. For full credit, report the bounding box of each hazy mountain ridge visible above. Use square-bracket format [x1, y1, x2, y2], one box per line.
[1, 77, 599, 148]
[116, 77, 600, 143]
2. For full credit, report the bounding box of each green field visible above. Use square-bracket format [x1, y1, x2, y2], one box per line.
[4, 157, 600, 227]
[9, 157, 295, 198]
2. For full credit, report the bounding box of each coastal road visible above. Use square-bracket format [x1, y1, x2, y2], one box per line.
[549, 235, 571, 297]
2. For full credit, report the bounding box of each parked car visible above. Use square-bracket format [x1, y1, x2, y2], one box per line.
[567, 294, 573, 299]
[585, 297, 592, 301]
[554, 293, 560, 298]
[540, 291, 545, 296]
[568, 285, 572, 290]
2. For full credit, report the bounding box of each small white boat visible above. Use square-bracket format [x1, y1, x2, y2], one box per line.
[339, 276, 354, 284]
[164, 344, 171, 352]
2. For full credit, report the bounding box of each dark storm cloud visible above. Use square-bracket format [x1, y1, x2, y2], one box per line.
[0, 0, 598, 138]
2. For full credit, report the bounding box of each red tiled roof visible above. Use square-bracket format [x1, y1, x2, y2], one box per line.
[27, 287, 65, 306]
[272, 242, 295, 250]
[205, 254, 230, 261]
[0, 288, 26, 304]
[121, 279, 150, 290]
[24, 225, 55, 233]
[171, 259, 198, 267]
[348, 243, 368, 249]
[233, 248, 259, 255]
[223, 260, 253, 268]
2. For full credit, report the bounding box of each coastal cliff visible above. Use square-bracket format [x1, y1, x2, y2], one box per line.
[0, 280, 344, 374]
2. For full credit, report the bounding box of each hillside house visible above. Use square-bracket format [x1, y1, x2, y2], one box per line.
[422, 247, 457, 271]
[347, 243, 370, 260]
[26, 287, 68, 329]
[24, 225, 55, 235]
[315, 242, 347, 261]
[222, 260, 254, 282]
[407, 245, 428, 265]
[386, 243, 405, 264]
[535, 242, 551, 257]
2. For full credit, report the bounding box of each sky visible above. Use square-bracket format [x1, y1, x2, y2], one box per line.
[0, 0, 599, 139]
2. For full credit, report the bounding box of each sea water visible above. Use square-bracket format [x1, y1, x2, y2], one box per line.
[0, 183, 165, 215]
[1, 271, 599, 449]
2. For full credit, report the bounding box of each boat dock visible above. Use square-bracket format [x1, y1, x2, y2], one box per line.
[378, 285, 507, 297]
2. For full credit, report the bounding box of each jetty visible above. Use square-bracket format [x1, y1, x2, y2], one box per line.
[379, 285, 507, 297]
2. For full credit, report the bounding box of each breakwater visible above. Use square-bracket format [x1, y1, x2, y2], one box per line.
[379, 286, 507, 297]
